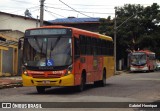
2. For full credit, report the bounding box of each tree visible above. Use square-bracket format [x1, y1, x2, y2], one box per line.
[99, 16, 114, 37]
[99, 3, 160, 68]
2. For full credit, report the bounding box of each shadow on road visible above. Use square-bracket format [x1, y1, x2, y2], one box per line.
[26, 83, 112, 95]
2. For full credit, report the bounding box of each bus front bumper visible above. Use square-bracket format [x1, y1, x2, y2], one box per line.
[22, 74, 74, 87]
[130, 66, 148, 71]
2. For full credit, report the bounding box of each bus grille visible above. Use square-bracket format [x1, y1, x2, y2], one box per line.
[30, 73, 62, 78]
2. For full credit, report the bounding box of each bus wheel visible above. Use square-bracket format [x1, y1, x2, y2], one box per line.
[100, 70, 106, 87]
[77, 73, 86, 92]
[36, 86, 45, 94]
[94, 70, 106, 87]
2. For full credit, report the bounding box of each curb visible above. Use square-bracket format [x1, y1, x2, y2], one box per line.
[115, 70, 129, 75]
[0, 82, 23, 89]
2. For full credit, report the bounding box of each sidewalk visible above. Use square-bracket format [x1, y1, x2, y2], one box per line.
[115, 70, 128, 75]
[0, 71, 127, 89]
[0, 76, 22, 89]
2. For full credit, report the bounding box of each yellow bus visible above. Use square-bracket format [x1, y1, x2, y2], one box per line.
[19, 25, 114, 93]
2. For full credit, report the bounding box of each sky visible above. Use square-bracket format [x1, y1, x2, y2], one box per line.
[0, 0, 160, 21]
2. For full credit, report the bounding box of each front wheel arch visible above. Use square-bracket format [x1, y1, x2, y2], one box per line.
[77, 69, 86, 92]
[101, 68, 107, 86]
[94, 68, 106, 87]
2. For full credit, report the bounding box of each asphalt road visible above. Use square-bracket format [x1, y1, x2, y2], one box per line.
[0, 71, 160, 111]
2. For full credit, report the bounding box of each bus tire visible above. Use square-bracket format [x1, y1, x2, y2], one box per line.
[100, 70, 106, 87]
[94, 69, 106, 87]
[36, 86, 45, 94]
[77, 72, 86, 92]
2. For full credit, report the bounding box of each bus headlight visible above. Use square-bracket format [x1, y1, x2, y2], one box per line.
[23, 71, 29, 76]
[22, 66, 29, 76]
[64, 65, 73, 76]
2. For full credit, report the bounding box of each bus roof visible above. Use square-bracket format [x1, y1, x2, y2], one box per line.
[27, 25, 113, 41]
[132, 50, 155, 55]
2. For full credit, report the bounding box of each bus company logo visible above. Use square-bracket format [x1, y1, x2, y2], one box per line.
[1, 103, 43, 109]
[2, 103, 11, 108]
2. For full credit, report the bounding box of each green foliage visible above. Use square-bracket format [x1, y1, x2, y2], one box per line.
[99, 16, 114, 37]
[99, 3, 160, 60]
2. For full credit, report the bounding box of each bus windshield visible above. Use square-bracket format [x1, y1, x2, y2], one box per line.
[23, 36, 72, 67]
[130, 52, 147, 65]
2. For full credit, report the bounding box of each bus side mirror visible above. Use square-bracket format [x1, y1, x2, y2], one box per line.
[18, 37, 24, 49]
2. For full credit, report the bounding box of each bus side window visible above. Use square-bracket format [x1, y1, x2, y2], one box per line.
[102, 40, 105, 55]
[80, 35, 86, 55]
[74, 37, 80, 59]
[86, 37, 92, 55]
[92, 38, 97, 55]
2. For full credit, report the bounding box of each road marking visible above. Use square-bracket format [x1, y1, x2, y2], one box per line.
[132, 78, 160, 81]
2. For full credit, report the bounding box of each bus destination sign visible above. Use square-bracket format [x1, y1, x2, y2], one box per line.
[26, 29, 68, 36]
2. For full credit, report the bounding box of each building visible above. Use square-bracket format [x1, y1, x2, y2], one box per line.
[0, 30, 24, 76]
[0, 11, 51, 76]
[0, 11, 51, 32]
[0, 33, 18, 76]
[49, 17, 101, 32]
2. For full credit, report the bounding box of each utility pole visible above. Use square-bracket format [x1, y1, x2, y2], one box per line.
[114, 7, 136, 75]
[114, 7, 117, 75]
[40, 0, 45, 27]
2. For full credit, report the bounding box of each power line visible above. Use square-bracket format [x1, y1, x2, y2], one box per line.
[11, 0, 38, 5]
[59, 0, 93, 18]
[45, 10, 57, 18]
[70, 3, 155, 7]
[45, 3, 115, 9]
[0, 6, 39, 14]
[66, 4, 115, 7]
[30, 9, 40, 13]
[0, 6, 39, 11]
[11, 0, 31, 4]
[10, 6, 39, 18]
[45, 6, 114, 15]
[0, 6, 40, 23]
[45, 9, 65, 18]
[45, 2, 156, 8]
[45, 3, 116, 7]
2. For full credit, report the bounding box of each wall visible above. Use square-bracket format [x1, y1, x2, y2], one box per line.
[0, 33, 18, 76]
[0, 13, 40, 32]
[0, 45, 18, 76]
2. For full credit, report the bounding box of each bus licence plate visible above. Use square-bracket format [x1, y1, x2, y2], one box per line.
[42, 80, 50, 84]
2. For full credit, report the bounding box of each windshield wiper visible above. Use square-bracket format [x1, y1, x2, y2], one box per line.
[49, 36, 61, 57]
[34, 37, 42, 52]
[40, 42, 44, 58]
[34, 37, 45, 58]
